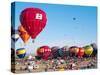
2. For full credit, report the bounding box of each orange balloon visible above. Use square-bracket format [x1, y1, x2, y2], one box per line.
[18, 25, 30, 44]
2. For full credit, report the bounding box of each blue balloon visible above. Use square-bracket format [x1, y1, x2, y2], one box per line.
[91, 43, 97, 56]
[17, 53, 26, 58]
[57, 49, 63, 57]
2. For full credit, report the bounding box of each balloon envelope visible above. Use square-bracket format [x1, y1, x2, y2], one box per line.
[57, 48, 64, 57]
[16, 48, 26, 58]
[11, 30, 19, 42]
[51, 46, 60, 58]
[77, 47, 84, 58]
[20, 8, 47, 40]
[61, 46, 70, 57]
[69, 46, 79, 56]
[84, 45, 93, 56]
[37, 46, 51, 60]
[91, 43, 97, 56]
[18, 25, 30, 44]
[62, 46, 69, 51]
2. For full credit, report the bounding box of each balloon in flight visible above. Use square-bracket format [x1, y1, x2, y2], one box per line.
[20, 8, 47, 41]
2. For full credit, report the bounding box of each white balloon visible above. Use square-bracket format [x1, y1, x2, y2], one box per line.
[12, 33, 19, 39]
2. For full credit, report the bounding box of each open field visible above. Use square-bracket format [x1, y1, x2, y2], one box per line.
[11, 56, 97, 73]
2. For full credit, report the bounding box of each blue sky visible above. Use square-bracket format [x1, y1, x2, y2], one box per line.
[11, 2, 97, 55]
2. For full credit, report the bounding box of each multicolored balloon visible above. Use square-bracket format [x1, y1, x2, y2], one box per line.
[16, 48, 26, 58]
[37, 46, 51, 60]
[83, 45, 93, 56]
[18, 25, 30, 44]
[20, 8, 47, 41]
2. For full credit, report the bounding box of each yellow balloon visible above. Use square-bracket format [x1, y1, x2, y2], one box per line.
[84, 45, 93, 56]
[17, 49, 26, 55]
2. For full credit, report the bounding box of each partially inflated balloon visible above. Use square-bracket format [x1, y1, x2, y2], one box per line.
[84, 45, 93, 56]
[37, 46, 51, 60]
[20, 8, 47, 40]
[18, 25, 30, 44]
[16, 48, 26, 58]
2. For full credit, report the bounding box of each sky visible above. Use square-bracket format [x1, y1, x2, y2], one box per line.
[11, 2, 97, 55]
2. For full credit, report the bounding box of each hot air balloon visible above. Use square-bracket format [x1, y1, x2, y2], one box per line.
[77, 47, 84, 58]
[18, 25, 30, 44]
[83, 45, 93, 56]
[61, 46, 70, 57]
[73, 17, 76, 20]
[11, 30, 19, 42]
[57, 48, 64, 57]
[51, 46, 60, 58]
[20, 8, 47, 42]
[16, 48, 26, 58]
[37, 46, 51, 60]
[62, 46, 69, 51]
[91, 43, 97, 56]
[69, 46, 79, 57]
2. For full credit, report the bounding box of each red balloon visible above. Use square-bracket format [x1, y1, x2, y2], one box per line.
[20, 8, 47, 40]
[77, 48, 84, 58]
[37, 46, 51, 60]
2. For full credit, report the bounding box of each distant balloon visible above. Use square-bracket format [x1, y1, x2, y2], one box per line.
[77, 47, 84, 58]
[51, 46, 60, 50]
[11, 29, 19, 42]
[62, 46, 69, 51]
[69, 46, 79, 56]
[37, 46, 51, 60]
[84, 45, 93, 56]
[91, 43, 97, 56]
[61, 46, 70, 57]
[51, 46, 60, 58]
[16, 48, 26, 58]
[20, 8, 47, 41]
[73, 17, 76, 20]
[57, 48, 63, 57]
[18, 25, 30, 44]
